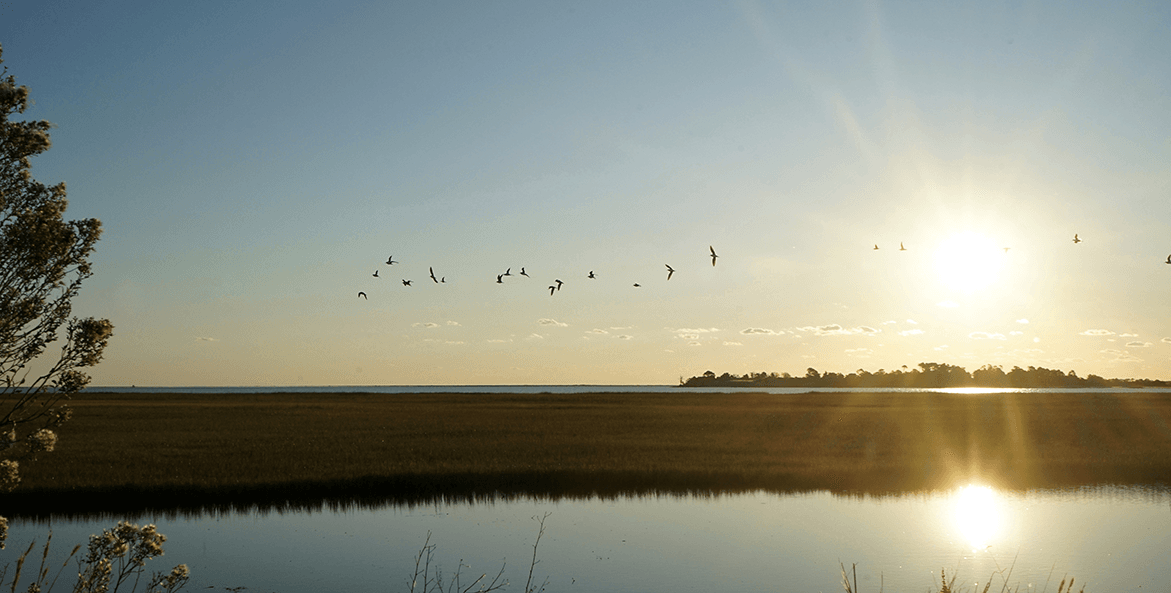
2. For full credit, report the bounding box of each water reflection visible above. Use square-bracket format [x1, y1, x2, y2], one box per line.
[953, 484, 1004, 550]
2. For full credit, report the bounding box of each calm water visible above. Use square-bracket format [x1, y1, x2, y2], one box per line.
[9, 486, 1171, 592]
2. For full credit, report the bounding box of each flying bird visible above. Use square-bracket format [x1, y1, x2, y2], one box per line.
[548, 285, 556, 296]
[633, 283, 641, 287]
[1073, 234, 1081, 244]
[496, 274, 503, 284]
[429, 267, 438, 283]
[873, 244, 879, 250]
[555, 279, 563, 291]
[1165, 254, 1170, 264]
[588, 271, 596, 279]
[666, 264, 675, 281]
[402, 279, 412, 286]
[357, 292, 367, 299]
[441, 277, 446, 283]
[1003, 247, 1011, 254]
[503, 268, 512, 277]
[372, 270, 379, 278]
[519, 268, 529, 277]
[386, 255, 397, 265]
[709, 246, 718, 266]
[899, 242, 907, 251]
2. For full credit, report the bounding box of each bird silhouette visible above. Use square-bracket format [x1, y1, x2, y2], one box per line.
[666, 264, 675, 280]
[519, 268, 529, 277]
[555, 279, 563, 291]
[441, 277, 446, 283]
[873, 244, 879, 250]
[402, 279, 412, 286]
[429, 267, 438, 283]
[1073, 234, 1082, 244]
[588, 271, 596, 279]
[503, 268, 512, 277]
[496, 274, 503, 284]
[709, 246, 719, 266]
[899, 242, 907, 251]
[1165, 254, 1170, 264]
[1003, 247, 1011, 254]
[633, 283, 641, 287]
[357, 291, 367, 299]
[548, 285, 556, 296]
[386, 255, 397, 265]
[372, 270, 379, 278]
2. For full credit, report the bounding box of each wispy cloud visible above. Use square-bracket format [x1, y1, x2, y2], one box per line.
[1080, 329, 1115, 336]
[1126, 341, 1152, 348]
[1016, 318, 1029, 324]
[526, 333, 544, 340]
[688, 341, 702, 347]
[740, 327, 782, 335]
[195, 336, 218, 342]
[486, 339, 511, 343]
[538, 318, 568, 327]
[615, 335, 633, 340]
[447, 321, 461, 326]
[723, 341, 743, 346]
[1009, 331, 1024, 336]
[586, 328, 609, 335]
[906, 319, 918, 324]
[673, 327, 719, 334]
[796, 324, 879, 336]
[899, 329, 923, 336]
[1101, 349, 1142, 362]
[969, 332, 1006, 340]
[1163, 337, 1171, 344]
[413, 322, 440, 328]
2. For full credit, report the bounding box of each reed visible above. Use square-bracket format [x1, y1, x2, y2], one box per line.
[5, 390, 1171, 516]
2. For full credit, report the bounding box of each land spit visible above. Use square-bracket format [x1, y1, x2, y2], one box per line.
[7, 390, 1171, 517]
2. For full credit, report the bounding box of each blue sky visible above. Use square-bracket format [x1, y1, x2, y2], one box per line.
[4, 1, 1170, 385]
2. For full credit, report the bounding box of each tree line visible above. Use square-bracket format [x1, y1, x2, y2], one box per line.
[680, 362, 1171, 389]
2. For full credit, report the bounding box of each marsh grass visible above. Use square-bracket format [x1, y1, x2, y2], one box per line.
[6, 391, 1171, 516]
[840, 558, 1087, 593]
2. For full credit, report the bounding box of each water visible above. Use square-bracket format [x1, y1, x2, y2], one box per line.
[8, 486, 1170, 592]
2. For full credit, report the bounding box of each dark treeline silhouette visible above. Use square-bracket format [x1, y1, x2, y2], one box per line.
[681, 362, 1171, 389]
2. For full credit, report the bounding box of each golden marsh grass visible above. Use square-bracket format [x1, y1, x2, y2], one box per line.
[7, 390, 1171, 515]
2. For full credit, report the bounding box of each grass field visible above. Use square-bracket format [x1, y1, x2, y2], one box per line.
[6, 390, 1171, 517]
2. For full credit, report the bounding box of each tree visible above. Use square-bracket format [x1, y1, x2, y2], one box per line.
[0, 44, 113, 534]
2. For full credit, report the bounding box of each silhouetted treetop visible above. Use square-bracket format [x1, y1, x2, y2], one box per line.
[680, 363, 1169, 388]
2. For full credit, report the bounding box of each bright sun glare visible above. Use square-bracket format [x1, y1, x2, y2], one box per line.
[953, 485, 1003, 550]
[934, 232, 1007, 293]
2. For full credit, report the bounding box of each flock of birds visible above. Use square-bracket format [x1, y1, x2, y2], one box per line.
[356, 235, 1171, 300]
[356, 246, 719, 300]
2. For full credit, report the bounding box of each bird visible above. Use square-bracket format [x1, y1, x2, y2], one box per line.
[555, 279, 563, 291]
[372, 270, 379, 278]
[1073, 234, 1081, 244]
[709, 246, 719, 266]
[1003, 247, 1011, 254]
[873, 244, 879, 250]
[402, 279, 412, 286]
[588, 271, 596, 279]
[519, 268, 529, 277]
[386, 255, 397, 265]
[429, 267, 438, 283]
[357, 292, 367, 299]
[633, 283, 641, 287]
[496, 274, 503, 284]
[548, 285, 556, 296]
[665, 264, 675, 281]
[1165, 254, 1170, 264]
[899, 242, 907, 251]
[441, 277, 446, 283]
[503, 268, 512, 277]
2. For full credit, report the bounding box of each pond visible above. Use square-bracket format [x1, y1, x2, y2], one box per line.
[7, 485, 1170, 592]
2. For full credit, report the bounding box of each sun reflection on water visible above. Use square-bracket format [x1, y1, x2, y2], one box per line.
[953, 484, 1003, 551]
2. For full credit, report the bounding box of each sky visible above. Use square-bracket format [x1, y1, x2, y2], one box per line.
[2, 1, 1170, 386]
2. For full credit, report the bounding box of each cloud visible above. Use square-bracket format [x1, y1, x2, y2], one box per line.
[796, 324, 879, 337]
[679, 334, 699, 340]
[1164, 337, 1171, 344]
[1016, 319, 1029, 324]
[881, 320, 898, 325]
[414, 322, 439, 328]
[688, 341, 702, 347]
[423, 338, 465, 345]
[538, 318, 568, 327]
[740, 327, 781, 335]
[1080, 329, 1114, 336]
[1101, 349, 1142, 362]
[723, 341, 743, 346]
[969, 332, 1007, 340]
[937, 301, 959, 308]
[615, 335, 633, 340]
[586, 328, 609, 335]
[195, 337, 218, 342]
[899, 329, 924, 336]
[906, 319, 918, 324]
[526, 333, 544, 340]
[1120, 333, 1138, 338]
[447, 321, 461, 326]
[1126, 341, 1152, 348]
[486, 339, 511, 343]
[674, 327, 719, 334]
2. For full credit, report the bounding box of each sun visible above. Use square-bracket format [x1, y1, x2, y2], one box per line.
[933, 232, 1007, 293]
[952, 484, 1003, 550]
